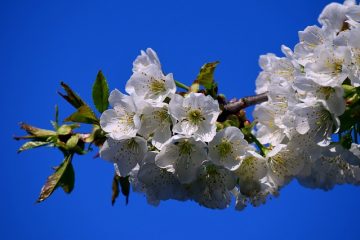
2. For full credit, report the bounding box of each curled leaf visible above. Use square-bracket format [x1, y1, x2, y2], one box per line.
[37, 155, 75, 203]
[17, 141, 50, 153]
[58, 82, 86, 109]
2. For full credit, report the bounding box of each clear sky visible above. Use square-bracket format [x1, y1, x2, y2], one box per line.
[2, 0, 360, 239]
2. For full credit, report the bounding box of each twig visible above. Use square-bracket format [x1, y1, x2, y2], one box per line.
[224, 92, 268, 113]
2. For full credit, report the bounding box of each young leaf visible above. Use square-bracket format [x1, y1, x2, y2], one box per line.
[64, 105, 99, 125]
[37, 155, 74, 203]
[57, 125, 73, 135]
[196, 61, 219, 90]
[92, 70, 109, 113]
[17, 141, 50, 153]
[58, 82, 86, 109]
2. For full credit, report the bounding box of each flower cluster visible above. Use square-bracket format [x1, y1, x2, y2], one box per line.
[98, 0, 360, 210]
[254, 0, 360, 194]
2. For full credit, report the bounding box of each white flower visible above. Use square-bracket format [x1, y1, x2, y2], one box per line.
[305, 44, 351, 87]
[100, 136, 147, 176]
[297, 144, 360, 190]
[189, 162, 236, 209]
[138, 103, 172, 150]
[208, 127, 251, 170]
[233, 177, 278, 210]
[293, 76, 345, 116]
[318, 2, 349, 34]
[234, 151, 268, 198]
[132, 48, 161, 72]
[126, 49, 176, 103]
[137, 151, 187, 206]
[255, 53, 296, 94]
[100, 89, 141, 140]
[294, 101, 340, 146]
[294, 25, 330, 65]
[253, 103, 287, 145]
[266, 144, 304, 186]
[155, 135, 207, 184]
[169, 93, 220, 142]
[348, 27, 360, 86]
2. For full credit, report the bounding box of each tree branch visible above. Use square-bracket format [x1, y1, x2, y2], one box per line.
[224, 92, 268, 113]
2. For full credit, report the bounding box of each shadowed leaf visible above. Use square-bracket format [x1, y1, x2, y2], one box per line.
[37, 155, 75, 203]
[58, 82, 86, 109]
[60, 162, 75, 193]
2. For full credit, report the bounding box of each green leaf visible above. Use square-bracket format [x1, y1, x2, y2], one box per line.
[196, 61, 219, 90]
[57, 125, 72, 135]
[37, 155, 74, 203]
[92, 70, 109, 113]
[111, 175, 120, 206]
[51, 105, 60, 130]
[64, 105, 99, 125]
[66, 135, 79, 149]
[58, 82, 86, 109]
[17, 141, 49, 153]
[340, 133, 353, 149]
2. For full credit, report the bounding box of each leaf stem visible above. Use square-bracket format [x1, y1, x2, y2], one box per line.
[175, 80, 190, 91]
[250, 133, 268, 156]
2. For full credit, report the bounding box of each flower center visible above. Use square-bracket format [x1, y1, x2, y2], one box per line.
[119, 112, 135, 126]
[187, 109, 204, 125]
[218, 138, 233, 159]
[326, 58, 343, 75]
[178, 140, 193, 156]
[316, 109, 332, 126]
[318, 86, 335, 100]
[126, 138, 139, 152]
[149, 79, 166, 94]
[155, 108, 170, 123]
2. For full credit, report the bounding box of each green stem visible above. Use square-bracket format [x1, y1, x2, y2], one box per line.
[250, 133, 268, 157]
[175, 80, 190, 91]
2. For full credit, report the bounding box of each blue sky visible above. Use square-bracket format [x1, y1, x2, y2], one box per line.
[2, 0, 360, 239]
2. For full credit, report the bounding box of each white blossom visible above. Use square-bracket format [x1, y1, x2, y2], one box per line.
[137, 152, 188, 206]
[126, 49, 176, 103]
[132, 48, 161, 72]
[190, 162, 236, 209]
[266, 144, 304, 186]
[297, 144, 360, 190]
[155, 135, 207, 184]
[169, 93, 220, 142]
[208, 127, 250, 170]
[294, 76, 346, 116]
[305, 44, 351, 87]
[100, 89, 141, 140]
[234, 151, 268, 198]
[100, 137, 147, 176]
[294, 101, 340, 146]
[138, 103, 172, 150]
